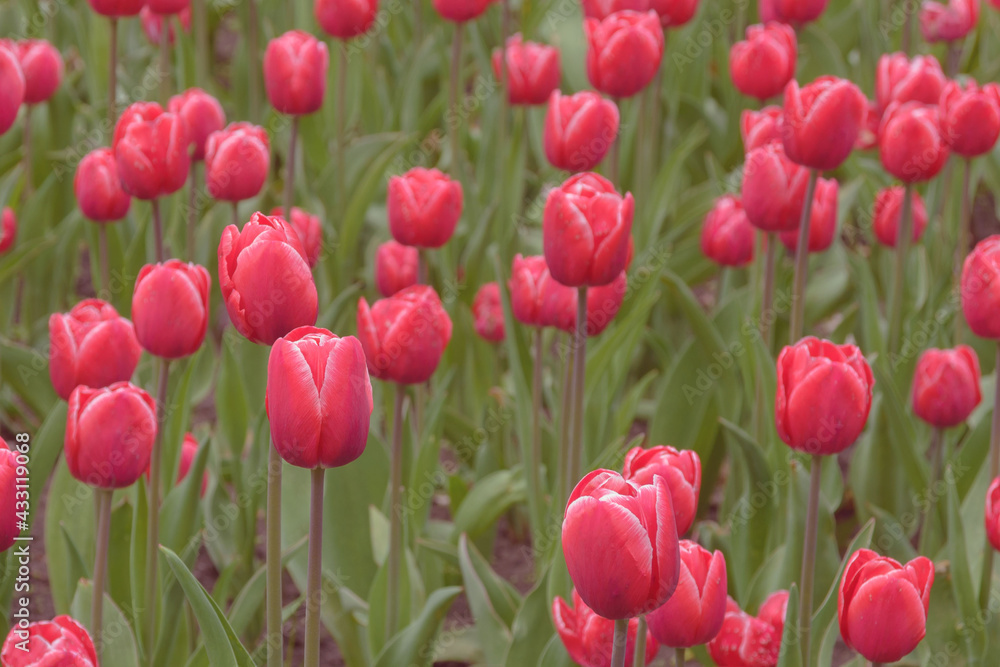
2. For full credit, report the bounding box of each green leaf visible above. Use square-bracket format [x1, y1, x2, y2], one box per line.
[70, 580, 141, 667]
[503, 568, 555, 667]
[215, 339, 249, 457]
[775, 584, 802, 667]
[451, 469, 526, 540]
[946, 466, 986, 661]
[373, 586, 463, 667]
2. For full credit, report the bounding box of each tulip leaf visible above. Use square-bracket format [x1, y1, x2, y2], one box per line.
[70, 580, 141, 667]
[775, 584, 802, 667]
[372, 585, 462, 667]
[24, 402, 67, 528]
[44, 458, 94, 614]
[537, 633, 575, 667]
[215, 338, 249, 458]
[503, 568, 556, 667]
[945, 465, 987, 661]
[130, 478, 149, 646]
[451, 468, 527, 541]
[369, 505, 390, 568]
[367, 546, 425, 660]
[159, 433, 210, 554]
[225, 534, 308, 638]
[0, 336, 59, 418]
[458, 534, 514, 660]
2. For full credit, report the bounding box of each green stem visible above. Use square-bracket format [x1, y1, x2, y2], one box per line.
[387, 385, 405, 638]
[231, 201, 239, 228]
[448, 23, 463, 177]
[266, 441, 283, 667]
[188, 163, 198, 261]
[22, 105, 31, 197]
[91, 488, 113, 661]
[610, 618, 628, 667]
[632, 615, 647, 667]
[888, 182, 914, 353]
[676, 647, 685, 667]
[193, 0, 207, 87]
[151, 198, 164, 263]
[108, 18, 117, 123]
[144, 358, 171, 654]
[955, 159, 972, 343]
[337, 41, 348, 213]
[284, 117, 299, 217]
[917, 428, 944, 554]
[247, 0, 260, 123]
[610, 98, 621, 184]
[414, 0, 423, 42]
[979, 342, 1000, 611]
[98, 225, 110, 297]
[902, 1, 913, 54]
[158, 15, 170, 104]
[761, 233, 776, 350]
[798, 453, 823, 665]
[304, 468, 325, 667]
[569, 287, 588, 487]
[557, 336, 575, 509]
[789, 169, 819, 344]
[525, 329, 546, 548]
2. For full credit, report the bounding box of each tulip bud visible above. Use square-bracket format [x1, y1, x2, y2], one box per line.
[0, 445, 19, 552]
[962, 236, 1000, 339]
[741, 106, 782, 153]
[387, 168, 463, 248]
[315, 0, 378, 39]
[139, 5, 192, 45]
[374, 240, 418, 297]
[219, 212, 319, 345]
[49, 299, 142, 401]
[911, 346, 981, 428]
[939, 79, 1000, 157]
[622, 445, 701, 535]
[544, 90, 620, 172]
[432, 0, 494, 22]
[872, 186, 929, 248]
[775, 337, 874, 456]
[782, 76, 867, 170]
[876, 53, 946, 113]
[168, 88, 226, 161]
[543, 172, 633, 287]
[205, 122, 270, 202]
[741, 141, 809, 232]
[0, 46, 24, 136]
[855, 98, 880, 150]
[264, 31, 329, 115]
[778, 177, 839, 254]
[920, 0, 979, 42]
[8, 39, 63, 105]
[649, 0, 700, 27]
[838, 549, 934, 663]
[0, 207, 16, 254]
[267, 327, 374, 469]
[553, 589, 660, 667]
[986, 477, 1000, 552]
[272, 206, 323, 268]
[759, 0, 829, 24]
[115, 107, 190, 199]
[646, 541, 727, 648]
[729, 23, 797, 102]
[581, 0, 647, 20]
[492, 35, 561, 106]
[472, 283, 505, 343]
[701, 195, 755, 268]
[87, 0, 143, 16]
[707, 595, 785, 666]
[1, 616, 98, 666]
[539, 270, 627, 336]
[132, 260, 211, 359]
[509, 254, 548, 327]
[879, 102, 949, 183]
[562, 470, 680, 619]
[584, 11, 664, 99]
[75, 148, 132, 222]
[66, 381, 157, 488]
[357, 285, 453, 384]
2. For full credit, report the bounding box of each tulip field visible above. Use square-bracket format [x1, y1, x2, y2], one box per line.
[6, 0, 1000, 665]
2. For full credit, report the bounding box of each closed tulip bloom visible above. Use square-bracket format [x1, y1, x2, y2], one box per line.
[272, 206, 323, 268]
[646, 541, 727, 648]
[432, 0, 494, 22]
[0, 207, 16, 254]
[912, 346, 981, 428]
[778, 177, 838, 254]
[133, 260, 210, 358]
[855, 98, 880, 150]
[622, 445, 701, 535]
[264, 31, 329, 115]
[0, 445, 19, 552]
[492, 35, 561, 106]
[374, 240, 418, 297]
[315, 0, 378, 39]
[872, 186, 929, 248]
[562, 470, 680, 619]
[730, 23, 797, 102]
[49, 299, 142, 401]
[9, 40, 62, 104]
[879, 102, 949, 183]
[775, 337, 874, 456]
[759, 0, 828, 24]
[741, 142, 809, 232]
[1, 616, 98, 667]
[205, 122, 270, 202]
[706, 596, 784, 667]
[66, 381, 156, 488]
[539, 270, 627, 336]
[986, 477, 1000, 552]
[920, 0, 980, 42]
[876, 53, 946, 112]
[0, 46, 24, 136]
[962, 236, 1000, 338]
[939, 79, 1000, 157]
[357, 285, 453, 384]
[543, 172, 633, 287]
[115, 108, 190, 199]
[781, 76, 866, 170]
[741, 106, 782, 153]
[388, 168, 463, 248]
[553, 589, 660, 667]
[544, 90, 620, 172]
[585, 11, 664, 99]
[838, 549, 934, 663]
[168, 88, 226, 161]
[701, 195, 755, 268]
[267, 327, 373, 469]
[219, 212, 318, 345]
[87, 0, 143, 16]
[74, 147, 131, 222]
[472, 283, 505, 342]
[581, 0, 647, 19]
[649, 0, 700, 27]
[139, 5, 192, 45]
[508, 254, 550, 327]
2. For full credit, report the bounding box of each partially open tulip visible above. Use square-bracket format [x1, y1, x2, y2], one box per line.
[509, 254, 548, 327]
[0, 208, 16, 254]
[472, 283, 505, 342]
[781, 76, 866, 170]
[649, 0, 700, 27]
[87, 0, 143, 16]
[775, 337, 874, 456]
[622, 445, 701, 535]
[0, 46, 24, 136]
[872, 186, 929, 248]
[0, 445, 19, 552]
[74, 147, 131, 222]
[939, 79, 1000, 157]
[879, 102, 949, 183]
[492, 35, 561, 105]
[49, 299, 142, 401]
[9, 40, 63, 105]
[374, 240, 418, 297]
[1, 616, 98, 667]
[581, 0, 646, 19]
[112, 101, 163, 150]
[838, 549, 934, 663]
[741, 106, 782, 153]
[760, 0, 828, 23]
[205, 122, 270, 202]
[584, 11, 664, 99]
[543, 172, 633, 287]
[920, 0, 979, 42]
[962, 236, 1000, 339]
[272, 206, 323, 268]
[701, 195, 756, 268]
[267, 327, 373, 469]
[876, 53, 946, 112]
[539, 270, 627, 336]
[562, 470, 680, 619]
[66, 381, 156, 488]
[264, 31, 329, 115]
[741, 142, 809, 232]
[544, 90, 620, 172]
[132, 260, 210, 359]
[168, 88, 226, 161]
[707, 596, 785, 666]
[778, 177, 838, 253]
[986, 477, 1000, 552]
[388, 168, 463, 248]
[552, 589, 660, 667]
[315, 0, 378, 39]
[357, 285, 453, 384]
[432, 0, 493, 21]
[729, 23, 797, 102]
[139, 5, 192, 45]
[912, 346, 981, 428]
[114, 107, 190, 199]
[647, 541, 727, 648]
[218, 212, 318, 345]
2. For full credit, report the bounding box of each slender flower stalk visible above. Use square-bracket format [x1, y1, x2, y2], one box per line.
[91, 487, 113, 661]
[22, 106, 32, 196]
[108, 18, 118, 121]
[610, 98, 621, 184]
[568, 288, 588, 488]
[955, 159, 972, 341]
[676, 648, 685, 667]
[610, 618, 628, 667]
[193, 0, 208, 86]
[248, 0, 261, 122]
[633, 615, 647, 667]
[304, 468, 325, 667]
[187, 164, 199, 260]
[265, 437, 283, 667]
[448, 24, 463, 177]
[798, 453, 822, 664]
[158, 17, 170, 103]
[337, 42, 348, 212]
[386, 386, 406, 637]
[98, 227, 110, 295]
[789, 169, 819, 343]
[557, 338, 575, 509]
[144, 358, 171, 653]
[231, 202, 239, 228]
[151, 199, 165, 263]
[979, 342, 1000, 611]
[917, 427, 944, 553]
[525, 329, 546, 546]
[888, 182, 914, 353]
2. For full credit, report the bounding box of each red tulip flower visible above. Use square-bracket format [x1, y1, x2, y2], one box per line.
[939, 79, 1000, 157]
[581, 0, 647, 20]
[266, 327, 374, 469]
[132, 261, 210, 359]
[543, 172, 634, 287]
[757, 590, 789, 638]
[729, 23, 797, 102]
[740, 106, 782, 153]
[87, 0, 143, 16]
[552, 589, 660, 667]
[509, 254, 548, 327]
[986, 477, 1000, 552]
[544, 90, 620, 172]
[781, 76, 866, 170]
[315, 0, 379, 39]
[168, 88, 226, 161]
[562, 470, 680, 619]
[205, 122, 270, 202]
[838, 549, 934, 663]
[879, 102, 949, 183]
[962, 235, 1000, 339]
[646, 541, 727, 648]
[584, 10, 664, 99]
[1, 616, 98, 667]
[649, 0, 700, 27]
[432, 0, 494, 22]
[706, 595, 785, 667]
[876, 53, 946, 113]
[622, 445, 701, 535]
[920, 0, 980, 42]
[8, 39, 63, 105]
[139, 5, 192, 45]
[855, 98, 880, 150]
[111, 101, 162, 150]
[872, 186, 929, 248]
[775, 337, 874, 456]
[74, 148, 132, 222]
[539, 270, 627, 336]
[388, 168, 463, 248]
[176, 433, 208, 495]
[492, 35, 561, 106]
[912, 346, 981, 428]
[218, 212, 319, 345]
[374, 240, 418, 297]
[0, 46, 24, 136]
[48, 299, 142, 401]
[272, 206, 323, 268]
[264, 31, 329, 115]
[0, 208, 14, 254]
[114, 107, 190, 199]
[472, 282, 505, 343]
[357, 285, 453, 384]
[759, 0, 828, 24]
[701, 194, 756, 268]
[0, 446, 20, 552]
[147, 0, 189, 13]
[778, 177, 838, 254]
[741, 142, 809, 233]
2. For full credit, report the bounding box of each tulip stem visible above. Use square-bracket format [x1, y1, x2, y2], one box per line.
[337, 41, 348, 213]
[266, 439, 284, 667]
[632, 615, 647, 667]
[955, 158, 972, 342]
[979, 342, 1000, 611]
[304, 468, 325, 667]
[414, 0, 423, 43]
[526, 328, 546, 549]
[91, 488, 113, 661]
[231, 201, 239, 228]
[387, 385, 406, 639]
[798, 453, 823, 665]
[789, 169, 818, 344]
[918, 427, 944, 554]
[610, 618, 628, 667]
[675, 647, 684, 667]
[557, 335, 575, 509]
[193, 0, 208, 87]
[568, 287, 588, 488]
[108, 18, 117, 123]
[21, 105, 31, 197]
[902, 1, 913, 55]
[284, 116, 299, 219]
[610, 98, 621, 185]
[188, 163, 199, 261]
[761, 233, 776, 350]
[144, 358, 171, 655]
[247, 0, 260, 123]
[151, 198, 165, 263]
[158, 15, 170, 104]
[98, 225, 110, 296]
[888, 182, 914, 354]
[448, 23, 463, 178]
